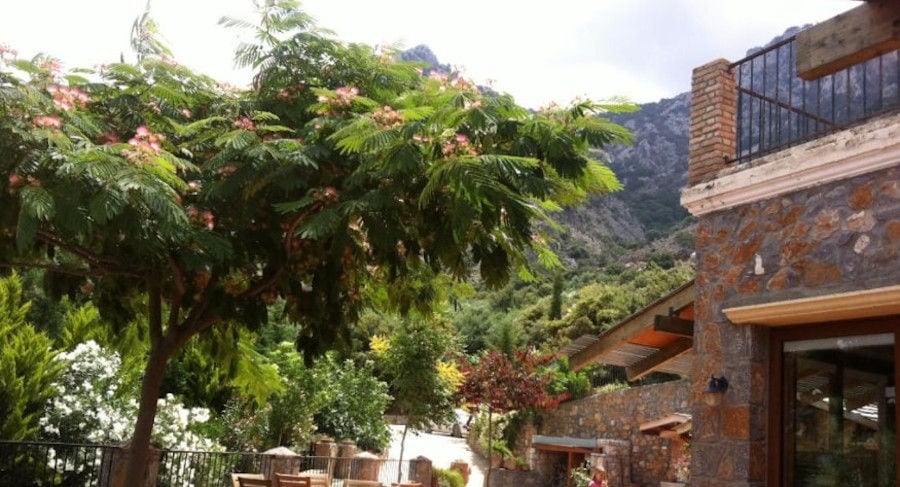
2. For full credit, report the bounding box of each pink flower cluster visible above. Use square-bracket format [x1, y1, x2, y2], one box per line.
[188, 207, 215, 230]
[47, 84, 90, 111]
[233, 117, 256, 131]
[39, 58, 62, 74]
[427, 72, 478, 93]
[0, 44, 17, 59]
[123, 125, 165, 164]
[276, 82, 306, 100]
[33, 115, 62, 129]
[449, 77, 477, 92]
[442, 133, 479, 157]
[373, 105, 402, 127]
[441, 134, 478, 156]
[317, 86, 359, 107]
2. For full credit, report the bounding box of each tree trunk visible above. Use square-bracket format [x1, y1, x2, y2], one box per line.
[122, 343, 170, 486]
[397, 423, 409, 483]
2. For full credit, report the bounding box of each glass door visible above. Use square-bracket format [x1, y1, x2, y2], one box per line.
[781, 332, 896, 486]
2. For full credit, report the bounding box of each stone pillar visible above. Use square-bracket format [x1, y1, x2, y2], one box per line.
[313, 437, 338, 474]
[260, 446, 301, 479]
[409, 456, 432, 485]
[352, 451, 382, 481]
[99, 443, 161, 487]
[688, 59, 737, 186]
[336, 439, 358, 479]
[591, 439, 631, 487]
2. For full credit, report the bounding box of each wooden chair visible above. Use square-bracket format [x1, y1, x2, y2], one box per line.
[232, 473, 266, 487]
[238, 477, 273, 487]
[297, 471, 332, 487]
[275, 473, 312, 487]
[343, 480, 382, 487]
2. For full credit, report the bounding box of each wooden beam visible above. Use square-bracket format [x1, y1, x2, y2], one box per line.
[653, 314, 694, 337]
[797, 2, 900, 80]
[569, 281, 695, 370]
[625, 338, 693, 382]
[724, 284, 900, 326]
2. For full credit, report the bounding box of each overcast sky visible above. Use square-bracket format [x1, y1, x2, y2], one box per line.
[1, 0, 858, 108]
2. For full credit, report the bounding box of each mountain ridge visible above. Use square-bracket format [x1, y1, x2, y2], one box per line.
[400, 29, 803, 267]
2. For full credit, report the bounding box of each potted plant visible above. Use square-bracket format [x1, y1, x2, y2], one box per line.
[488, 440, 512, 468]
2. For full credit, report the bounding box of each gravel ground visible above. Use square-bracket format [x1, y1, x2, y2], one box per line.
[385, 424, 487, 487]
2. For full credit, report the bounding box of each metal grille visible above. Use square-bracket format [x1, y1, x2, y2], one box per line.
[732, 35, 900, 164]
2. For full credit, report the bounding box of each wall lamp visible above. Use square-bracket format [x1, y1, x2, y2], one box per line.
[704, 375, 729, 393]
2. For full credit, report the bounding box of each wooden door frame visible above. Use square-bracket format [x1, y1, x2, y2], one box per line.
[767, 316, 900, 486]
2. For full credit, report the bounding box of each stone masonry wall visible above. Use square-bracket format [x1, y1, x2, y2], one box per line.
[535, 381, 690, 487]
[691, 165, 900, 487]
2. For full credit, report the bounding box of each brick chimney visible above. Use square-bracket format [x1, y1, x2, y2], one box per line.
[687, 59, 737, 186]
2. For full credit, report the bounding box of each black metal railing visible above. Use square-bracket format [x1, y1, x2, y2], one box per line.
[0, 441, 428, 487]
[0, 440, 116, 486]
[731, 35, 900, 164]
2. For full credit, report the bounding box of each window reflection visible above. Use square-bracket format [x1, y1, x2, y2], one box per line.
[784, 333, 896, 486]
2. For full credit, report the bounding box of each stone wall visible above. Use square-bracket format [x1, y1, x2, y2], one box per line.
[690, 165, 900, 486]
[532, 381, 691, 487]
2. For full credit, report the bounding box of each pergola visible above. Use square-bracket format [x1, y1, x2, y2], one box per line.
[563, 280, 695, 381]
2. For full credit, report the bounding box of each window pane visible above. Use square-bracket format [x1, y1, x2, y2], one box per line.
[784, 333, 896, 486]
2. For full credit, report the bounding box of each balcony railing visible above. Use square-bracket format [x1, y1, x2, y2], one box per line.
[731, 35, 900, 164]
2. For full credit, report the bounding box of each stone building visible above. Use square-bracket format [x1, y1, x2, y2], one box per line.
[680, 2, 900, 486]
[529, 3, 900, 487]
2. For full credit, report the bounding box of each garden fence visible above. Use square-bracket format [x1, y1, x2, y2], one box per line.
[0, 441, 429, 487]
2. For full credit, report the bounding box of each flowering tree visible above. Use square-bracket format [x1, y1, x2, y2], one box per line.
[0, 1, 631, 483]
[458, 349, 561, 487]
[40, 340, 218, 451]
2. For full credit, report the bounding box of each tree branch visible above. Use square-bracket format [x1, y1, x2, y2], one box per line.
[35, 230, 148, 278]
[0, 261, 106, 278]
[242, 264, 283, 298]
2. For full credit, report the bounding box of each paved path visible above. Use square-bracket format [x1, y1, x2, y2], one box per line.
[385, 425, 488, 487]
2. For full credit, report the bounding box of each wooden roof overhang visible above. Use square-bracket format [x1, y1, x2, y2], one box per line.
[531, 435, 602, 454]
[639, 412, 692, 439]
[563, 279, 696, 381]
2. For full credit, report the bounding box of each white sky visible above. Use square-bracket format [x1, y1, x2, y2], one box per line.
[1, 0, 858, 108]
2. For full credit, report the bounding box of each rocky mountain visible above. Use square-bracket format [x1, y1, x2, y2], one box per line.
[399, 30, 811, 268]
[395, 45, 694, 266]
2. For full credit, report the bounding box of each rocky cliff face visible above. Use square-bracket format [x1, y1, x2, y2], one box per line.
[398, 31, 814, 266]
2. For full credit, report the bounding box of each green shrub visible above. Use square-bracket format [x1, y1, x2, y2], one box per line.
[433, 468, 465, 487]
[0, 273, 62, 440]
